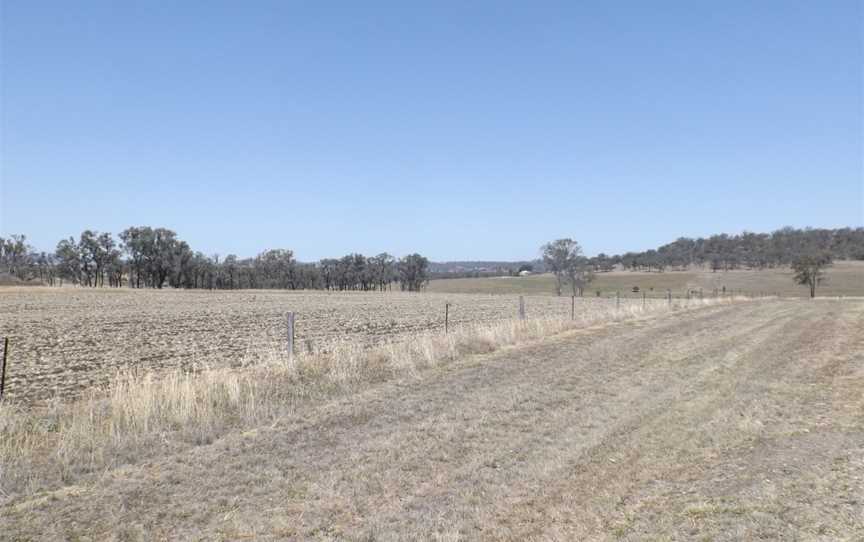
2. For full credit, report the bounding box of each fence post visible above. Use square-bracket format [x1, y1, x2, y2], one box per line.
[445, 303, 450, 334]
[0, 337, 8, 400]
[616, 291, 620, 310]
[518, 296, 525, 320]
[571, 295, 575, 320]
[642, 291, 646, 307]
[287, 312, 295, 361]
[667, 289, 672, 306]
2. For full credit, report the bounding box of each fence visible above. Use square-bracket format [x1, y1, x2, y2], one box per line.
[2, 289, 765, 404]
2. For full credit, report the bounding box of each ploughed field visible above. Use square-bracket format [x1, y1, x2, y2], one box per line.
[0, 287, 641, 403]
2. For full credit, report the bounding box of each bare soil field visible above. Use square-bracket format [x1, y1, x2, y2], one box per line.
[2, 299, 862, 540]
[0, 288, 647, 404]
[427, 260, 864, 298]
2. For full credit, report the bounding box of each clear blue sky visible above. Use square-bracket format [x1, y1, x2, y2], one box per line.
[1, 1, 862, 261]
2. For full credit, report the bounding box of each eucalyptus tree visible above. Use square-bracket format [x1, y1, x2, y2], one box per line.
[398, 254, 429, 292]
[55, 237, 82, 285]
[567, 256, 594, 297]
[792, 252, 832, 298]
[2, 234, 31, 279]
[119, 226, 150, 288]
[254, 249, 296, 289]
[541, 238, 584, 296]
[369, 252, 396, 291]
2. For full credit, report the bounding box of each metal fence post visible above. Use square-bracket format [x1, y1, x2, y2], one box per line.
[0, 338, 8, 400]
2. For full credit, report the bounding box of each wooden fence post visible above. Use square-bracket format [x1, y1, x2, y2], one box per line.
[0, 337, 8, 400]
[616, 291, 620, 310]
[667, 289, 672, 306]
[287, 312, 295, 360]
[571, 295, 575, 320]
[445, 303, 450, 334]
[518, 296, 525, 320]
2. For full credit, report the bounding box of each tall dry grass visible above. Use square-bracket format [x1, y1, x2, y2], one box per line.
[0, 296, 749, 499]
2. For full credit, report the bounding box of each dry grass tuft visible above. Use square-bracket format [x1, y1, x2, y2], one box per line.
[0, 296, 749, 499]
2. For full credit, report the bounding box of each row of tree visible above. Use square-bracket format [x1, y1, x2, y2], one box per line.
[540, 227, 852, 298]
[486, 228, 864, 279]
[0, 228, 430, 292]
[542, 235, 837, 298]
[613, 227, 863, 273]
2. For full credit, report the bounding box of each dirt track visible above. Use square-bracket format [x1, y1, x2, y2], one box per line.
[4, 300, 863, 540]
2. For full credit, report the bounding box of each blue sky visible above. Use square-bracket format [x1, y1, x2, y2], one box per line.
[1, 1, 862, 260]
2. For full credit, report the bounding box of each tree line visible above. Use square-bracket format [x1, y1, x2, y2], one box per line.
[542, 227, 858, 298]
[457, 227, 864, 279]
[610, 227, 864, 273]
[0, 227, 430, 292]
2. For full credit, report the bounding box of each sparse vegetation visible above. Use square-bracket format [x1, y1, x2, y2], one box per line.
[2, 297, 861, 540]
[791, 252, 833, 297]
[0, 290, 743, 500]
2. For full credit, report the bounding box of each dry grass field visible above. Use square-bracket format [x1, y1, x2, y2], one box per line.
[1, 298, 862, 540]
[428, 260, 864, 298]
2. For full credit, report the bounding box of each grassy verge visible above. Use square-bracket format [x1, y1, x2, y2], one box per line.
[0, 296, 750, 500]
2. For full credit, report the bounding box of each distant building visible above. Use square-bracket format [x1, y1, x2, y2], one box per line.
[518, 270, 532, 277]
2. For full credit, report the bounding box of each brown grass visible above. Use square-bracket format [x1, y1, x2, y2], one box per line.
[3, 298, 861, 540]
[0, 295, 745, 499]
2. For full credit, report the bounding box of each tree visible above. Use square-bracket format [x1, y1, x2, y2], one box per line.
[55, 237, 82, 285]
[223, 255, 239, 289]
[319, 258, 339, 290]
[95, 233, 116, 287]
[78, 230, 101, 287]
[149, 228, 179, 288]
[541, 238, 582, 296]
[255, 249, 296, 289]
[2, 234, 31, 279]
[791, 252, 832, 298]
[398, 254, 429, 292]
[369, 253, 396, 291]
[567, 256, 594, 297]
[120, 226, 150, 288]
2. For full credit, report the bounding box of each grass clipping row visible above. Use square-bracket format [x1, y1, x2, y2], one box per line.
[0, 296, 746, 498]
